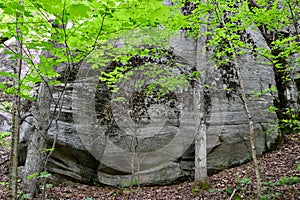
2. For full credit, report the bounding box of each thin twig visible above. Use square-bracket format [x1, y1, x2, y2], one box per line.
[229, 188, 237, 200]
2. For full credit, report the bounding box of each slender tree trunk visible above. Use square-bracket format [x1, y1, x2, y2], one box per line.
[213, 3, 262, 196]
[8, 9, 23, 199]
[194, 24, 209, 190]
[8, 108, 17, 200]
[130, 129, 138, 200]
[8, 104, 21, 200]
[239, 89, 262, 198]
[193, 84, 209, 190]
[248, 0, 300, 138]
[227, 34, 262, 198]
[233, 53, 262, 197]
[231, 30, 262, 200]
[22, 83, 51, 198]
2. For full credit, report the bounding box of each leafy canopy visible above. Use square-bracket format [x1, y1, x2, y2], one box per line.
[0, 0, 179, 101]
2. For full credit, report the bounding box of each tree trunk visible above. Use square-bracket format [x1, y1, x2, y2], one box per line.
[193, 24, 209, 190]
[22, 83, 51, 198]
[214, 6, 262, 196]
[248, 0, 300, 137]
[193, 84, 209, 190]
[239, 91, 262, 198]
[230, 47, 262, 198]
[8, 10, 23, 199]
[8, 105, 21, 200]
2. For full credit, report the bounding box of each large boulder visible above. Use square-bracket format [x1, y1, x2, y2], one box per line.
[13, 30, 279, 186]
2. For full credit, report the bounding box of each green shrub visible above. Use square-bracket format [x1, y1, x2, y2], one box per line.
[0, 131, 10, 148]
[276, 176, 300, 186]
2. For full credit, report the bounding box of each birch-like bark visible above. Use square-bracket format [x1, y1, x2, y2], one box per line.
[22, 83, 51, 198]
[194, 23, 209, 190]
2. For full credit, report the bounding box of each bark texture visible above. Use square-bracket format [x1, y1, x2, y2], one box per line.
[22, 83, 51, 197]
[8, 13, 23, 199]
[194, 23, 210, 190]
[8, 106, 20, 200]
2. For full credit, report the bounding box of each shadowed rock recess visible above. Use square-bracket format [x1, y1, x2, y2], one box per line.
[2, 30, 280, 186]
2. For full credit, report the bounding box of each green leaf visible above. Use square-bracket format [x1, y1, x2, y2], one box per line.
[27, 172, 39, 180]
[39, 171, 52, 178]
[92, 64, 98, 69]
[0, 71, 18, 78]
[68, 4, 91, 18]
[45, 148, 55, 153]
[0, 131, 11, 138]
[112, 97, 126, 102]
[0, 83, 6, 90]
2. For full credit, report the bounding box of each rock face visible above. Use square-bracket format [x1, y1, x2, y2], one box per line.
[0, 114, 10, 133]
[0, 39, 15, 134]
[12, 30, 279, 186]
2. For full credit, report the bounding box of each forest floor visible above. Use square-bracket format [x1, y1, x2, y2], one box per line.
[0, 133, 299, 200]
